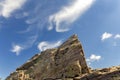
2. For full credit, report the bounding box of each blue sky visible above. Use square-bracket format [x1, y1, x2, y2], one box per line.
[0, 0, 120, 79]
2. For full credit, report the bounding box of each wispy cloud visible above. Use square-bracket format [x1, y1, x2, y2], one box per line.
[38, 40, 62, 51]
[0, 0, 27, 18]
[87, 54, 101, 65]
[114, 34, 120, 39]
[101, 32, 113, 41]
[11, 35, 38, 55]
[15, 12, 29, 19]
[11, 44, 23, 55]
[24, 35, 38, 47]
[48, 0, 95, 32]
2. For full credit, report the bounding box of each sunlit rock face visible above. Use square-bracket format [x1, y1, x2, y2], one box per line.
[6, 34, 120, 80]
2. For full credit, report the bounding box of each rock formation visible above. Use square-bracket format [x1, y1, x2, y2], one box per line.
[76, 66, 120, 80]
[6, 34, 120, 80]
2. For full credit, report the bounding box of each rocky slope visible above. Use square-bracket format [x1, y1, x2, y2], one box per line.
[6, 35, 120, 80]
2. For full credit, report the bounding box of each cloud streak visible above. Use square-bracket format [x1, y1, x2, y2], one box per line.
[38, 40, 62, 51]
[48, 0, 95, 32]
[0, 0, 27, 18]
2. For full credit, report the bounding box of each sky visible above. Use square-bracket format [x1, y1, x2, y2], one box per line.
[0, 0, 120, 79]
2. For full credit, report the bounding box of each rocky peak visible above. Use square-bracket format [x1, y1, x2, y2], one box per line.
[59, 34, 79, 48]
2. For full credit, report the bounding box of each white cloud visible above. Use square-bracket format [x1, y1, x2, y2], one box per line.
[89, 54, 101, 61]
[101, 32, 113, 41]
[101, 33, 120, 46]
[10, 35, 37, 55]
[38, 40, 62, 51]
[48, 0, 95, 32]
[0, 0, 27, 18]
[114, 34, 120, 39]
[11, 44, 23, 55]
[87, 54, 101, 65]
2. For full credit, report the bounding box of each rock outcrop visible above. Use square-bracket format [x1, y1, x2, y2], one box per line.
[6, 34, 120, 80]
[6, 34, 89, 80]
[76, 66, 120, 80]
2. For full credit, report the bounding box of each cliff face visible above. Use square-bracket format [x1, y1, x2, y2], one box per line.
[6, 35, 120, 80]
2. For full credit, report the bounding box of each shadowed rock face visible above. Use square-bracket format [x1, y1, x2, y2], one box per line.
[6, 35, 120, 80]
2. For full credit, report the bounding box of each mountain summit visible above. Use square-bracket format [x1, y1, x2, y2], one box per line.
[6, 35, 120, 80]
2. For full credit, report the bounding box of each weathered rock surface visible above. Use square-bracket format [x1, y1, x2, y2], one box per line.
[6, 34, 120, 80]
[79, 66, 120, 80]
